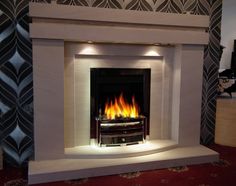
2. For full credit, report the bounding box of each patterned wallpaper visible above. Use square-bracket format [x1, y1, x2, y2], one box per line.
[0, 0, 33, 166]
[0, 0, 222, 165]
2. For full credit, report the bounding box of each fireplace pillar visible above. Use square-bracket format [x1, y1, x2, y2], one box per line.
[33, 39, 65, 160]
[172, 44, 204, 146]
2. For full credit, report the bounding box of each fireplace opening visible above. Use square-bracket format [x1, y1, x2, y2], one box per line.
[91, 68, 151, 146]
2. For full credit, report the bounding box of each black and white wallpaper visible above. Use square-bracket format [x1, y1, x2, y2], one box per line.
[0, 0, 33, 166]
[0, 0, 222, 165]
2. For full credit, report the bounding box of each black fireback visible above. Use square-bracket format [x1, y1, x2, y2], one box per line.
[90, 68, 150, 138]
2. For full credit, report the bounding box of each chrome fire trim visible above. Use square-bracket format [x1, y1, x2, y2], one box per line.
[100, 121, 141, 127]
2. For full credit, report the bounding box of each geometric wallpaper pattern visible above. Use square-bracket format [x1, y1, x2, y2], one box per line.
[0, 0, 222, 165]
[0, 0, 33, 166]
[200, 0, 222, 144]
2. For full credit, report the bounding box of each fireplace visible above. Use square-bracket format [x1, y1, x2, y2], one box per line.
[91, 68, 150, 145]
[29, 2, 218, 184]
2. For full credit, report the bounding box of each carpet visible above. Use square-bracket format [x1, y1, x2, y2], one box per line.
[1, 144, 236, 186]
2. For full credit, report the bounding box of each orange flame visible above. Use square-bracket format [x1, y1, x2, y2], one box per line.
[104, 93, 139, 120]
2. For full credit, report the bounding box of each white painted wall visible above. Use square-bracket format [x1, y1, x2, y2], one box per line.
[220, 0, 236, 69]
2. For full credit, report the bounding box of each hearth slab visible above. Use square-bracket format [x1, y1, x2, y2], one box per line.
[65, 140, 177, 159]
[28, 145, 218, 184]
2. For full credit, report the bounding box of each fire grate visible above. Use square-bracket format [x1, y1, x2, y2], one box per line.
[96, 117, 147, 146]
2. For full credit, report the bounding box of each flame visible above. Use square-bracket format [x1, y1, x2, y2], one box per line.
[104, 93, 139, 120]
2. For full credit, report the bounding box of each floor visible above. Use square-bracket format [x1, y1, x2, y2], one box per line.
[215, 92, 236, 147]
[1, 144, 236, 186]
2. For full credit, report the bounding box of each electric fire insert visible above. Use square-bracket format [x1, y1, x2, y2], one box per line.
[91, 68, 150, 146]
[96, 116, 147, 146]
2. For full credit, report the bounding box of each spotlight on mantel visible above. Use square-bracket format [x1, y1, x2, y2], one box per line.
[87, 41, 93, 44]
[79, 46, 98, 55]
[144, 50, 160, 57]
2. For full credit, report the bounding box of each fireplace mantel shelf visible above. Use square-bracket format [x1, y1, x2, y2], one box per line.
[29, 2, 209, 45]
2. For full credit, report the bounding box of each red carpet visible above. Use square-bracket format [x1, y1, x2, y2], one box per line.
[1, 144, 236, 186]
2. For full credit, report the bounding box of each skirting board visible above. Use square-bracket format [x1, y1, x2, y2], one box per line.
[29, 145, 219, 184]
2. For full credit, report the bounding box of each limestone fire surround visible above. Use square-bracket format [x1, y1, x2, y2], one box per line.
[29, 2, 218, 184]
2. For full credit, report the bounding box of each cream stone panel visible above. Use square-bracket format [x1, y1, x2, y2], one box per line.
[172, 45, 204, 146]
[33, 39, 65, 160]
[64, 55, 75, 147]
[29, 3, 209, 28]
